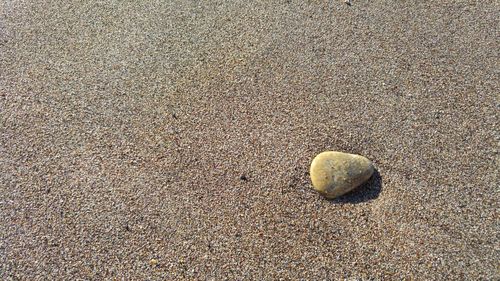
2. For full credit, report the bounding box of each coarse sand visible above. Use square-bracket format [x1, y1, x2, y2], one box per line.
[1, 0, 498, 279]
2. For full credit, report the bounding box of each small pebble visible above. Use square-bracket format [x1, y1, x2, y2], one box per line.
[310, 151, 374, 199]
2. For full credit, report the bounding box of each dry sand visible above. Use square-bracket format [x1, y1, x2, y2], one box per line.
[1, 0, 498, 279]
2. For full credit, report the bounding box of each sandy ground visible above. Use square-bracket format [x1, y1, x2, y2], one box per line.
[1, 0, 498, 279]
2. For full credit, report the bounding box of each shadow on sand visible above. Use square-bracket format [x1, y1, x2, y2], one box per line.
[329, 170, 383, 204]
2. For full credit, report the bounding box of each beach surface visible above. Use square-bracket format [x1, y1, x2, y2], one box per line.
[1, 0, 498, 279]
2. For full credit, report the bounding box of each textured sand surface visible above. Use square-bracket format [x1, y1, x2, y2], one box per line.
[1, 0, 499, 279]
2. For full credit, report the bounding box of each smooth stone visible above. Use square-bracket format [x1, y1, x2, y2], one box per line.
[310, 151, 374, 199]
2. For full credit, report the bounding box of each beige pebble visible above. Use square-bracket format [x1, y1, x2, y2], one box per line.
[310, 151, 374, 199]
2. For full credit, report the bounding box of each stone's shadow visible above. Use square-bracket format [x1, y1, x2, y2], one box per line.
[330, 170, 383, 204]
